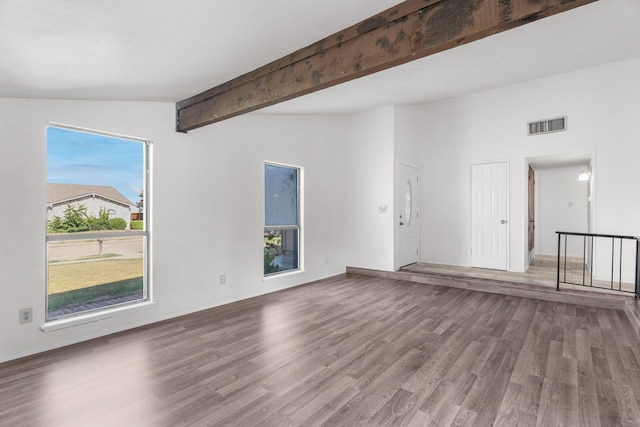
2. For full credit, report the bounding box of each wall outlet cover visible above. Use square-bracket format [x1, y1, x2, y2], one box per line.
[19, 308, 33, 324]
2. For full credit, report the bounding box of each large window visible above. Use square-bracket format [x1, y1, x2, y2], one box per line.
[46, 125, 150, 321]
[264, 162, 301, 276]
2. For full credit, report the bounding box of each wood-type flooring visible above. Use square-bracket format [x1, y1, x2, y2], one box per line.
[1, 273, 640, 426]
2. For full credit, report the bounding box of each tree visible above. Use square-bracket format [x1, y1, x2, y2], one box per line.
[136, 190, 144, 212]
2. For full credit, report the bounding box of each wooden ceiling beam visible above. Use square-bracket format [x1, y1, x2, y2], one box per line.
[176, 0, 597, 132]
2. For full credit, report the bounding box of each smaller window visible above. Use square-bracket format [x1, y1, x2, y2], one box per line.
[264, 163, 301, 276]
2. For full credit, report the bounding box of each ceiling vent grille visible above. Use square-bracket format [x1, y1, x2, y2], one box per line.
[528, 116, 567, 136]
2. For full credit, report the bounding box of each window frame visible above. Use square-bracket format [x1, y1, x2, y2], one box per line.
[264, 161, 302, 277]
[44, 123, 152, 323]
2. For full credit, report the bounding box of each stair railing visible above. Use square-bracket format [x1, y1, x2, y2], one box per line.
[556, 231, 640, 298]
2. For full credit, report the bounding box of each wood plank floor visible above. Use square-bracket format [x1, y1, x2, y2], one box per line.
[2, 273, 640, 426]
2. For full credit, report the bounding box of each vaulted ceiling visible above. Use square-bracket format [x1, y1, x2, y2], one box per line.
[1, 0, 639, 117]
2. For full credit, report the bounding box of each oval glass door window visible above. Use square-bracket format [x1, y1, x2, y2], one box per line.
[405, 180, 412, 226]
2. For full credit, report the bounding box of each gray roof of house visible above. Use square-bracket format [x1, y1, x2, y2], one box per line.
[47, 183, 134, 207]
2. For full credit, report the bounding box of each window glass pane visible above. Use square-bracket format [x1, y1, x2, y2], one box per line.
[47, 236, 145, 320]
[265, 164, 298, 226]
[46, 126, 148, 319]
[264, 228, 299, 275]
[47, 127, 144, 233]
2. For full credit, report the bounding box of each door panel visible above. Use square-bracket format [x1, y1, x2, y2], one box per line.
[471, 162, 507, 270]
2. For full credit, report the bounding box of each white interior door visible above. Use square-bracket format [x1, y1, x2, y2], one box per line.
[470, 162, 508, 270]
[397, 164, 419, 268]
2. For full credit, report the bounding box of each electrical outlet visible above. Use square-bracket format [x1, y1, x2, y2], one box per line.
[19, 308, 32, 325]
[219, 274, 226, 285]
[325, 257, 329, 264]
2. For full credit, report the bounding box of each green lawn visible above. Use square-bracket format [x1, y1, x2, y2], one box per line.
[48, 258, 143, 293]
[47, 258, 144, 312]
[47, 277, 143, 311]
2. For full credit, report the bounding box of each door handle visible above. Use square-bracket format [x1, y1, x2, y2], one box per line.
[400, 222, 405, 226]
[501, 220, 507, 224]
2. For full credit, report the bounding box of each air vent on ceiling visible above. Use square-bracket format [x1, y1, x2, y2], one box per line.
[528, 116, 567, 136]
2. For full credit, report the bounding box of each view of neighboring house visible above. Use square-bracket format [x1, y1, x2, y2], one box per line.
[47, 183, 135, 228]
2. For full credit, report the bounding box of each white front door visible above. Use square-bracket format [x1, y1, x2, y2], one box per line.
[470, 162, 508, 270]
[397, 164, 419, 268]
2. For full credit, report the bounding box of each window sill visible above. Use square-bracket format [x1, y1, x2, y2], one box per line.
[263, 269, 303, 281]
[41, 300, 155, 332]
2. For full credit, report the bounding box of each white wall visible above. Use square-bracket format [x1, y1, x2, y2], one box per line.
[394, 105, 423, 165]
[536, 165, 589, 256]
[0, 99, 351, 362]
[345, 106, 395, 271]
[394, 105, 423, 270]
[419, 57, 640, 273]
[342, 104, 424, 272]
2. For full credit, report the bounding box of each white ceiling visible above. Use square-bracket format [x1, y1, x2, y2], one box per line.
[1, 0, 639, 117]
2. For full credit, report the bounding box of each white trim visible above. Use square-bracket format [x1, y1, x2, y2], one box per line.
[145, 141, 153, 302]
[263, 269, 305, 281]
[48, 122, 151, 144]
[41, 301, 155, 332]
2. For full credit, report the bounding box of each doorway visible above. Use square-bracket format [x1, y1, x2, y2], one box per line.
[470, 161, 508, 270]
[527, 153, 593, 261]
[528, 165, 535, 259]
[396, 164, 420, 268]
[534, 164, 590, 257]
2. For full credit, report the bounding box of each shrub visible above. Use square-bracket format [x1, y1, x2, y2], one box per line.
[62, 204, 90, 232]
[109, 218, 127, 230]
[130, 220, 144, 230]
[48, 204, 131, 233]
[264, 250, 280, 275]
[48, 216, 65, 233]
[87, 211, 110, 231]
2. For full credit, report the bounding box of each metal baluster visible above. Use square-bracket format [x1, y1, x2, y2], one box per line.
[582, 235, 586, 286]
[590, 235, 594, 287]
[557, 233, 561, 291]
[564, 234, 568, 284]
[636, 239, 640, 298]
[619, 238, 623, 291]
[611, 238, 615, 290]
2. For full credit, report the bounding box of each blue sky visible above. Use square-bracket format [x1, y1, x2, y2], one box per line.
[47, 127, 143, 204]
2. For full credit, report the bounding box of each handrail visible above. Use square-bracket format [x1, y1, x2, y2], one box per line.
[556, 231, 639, 240]
[556, 231, 640, 298]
